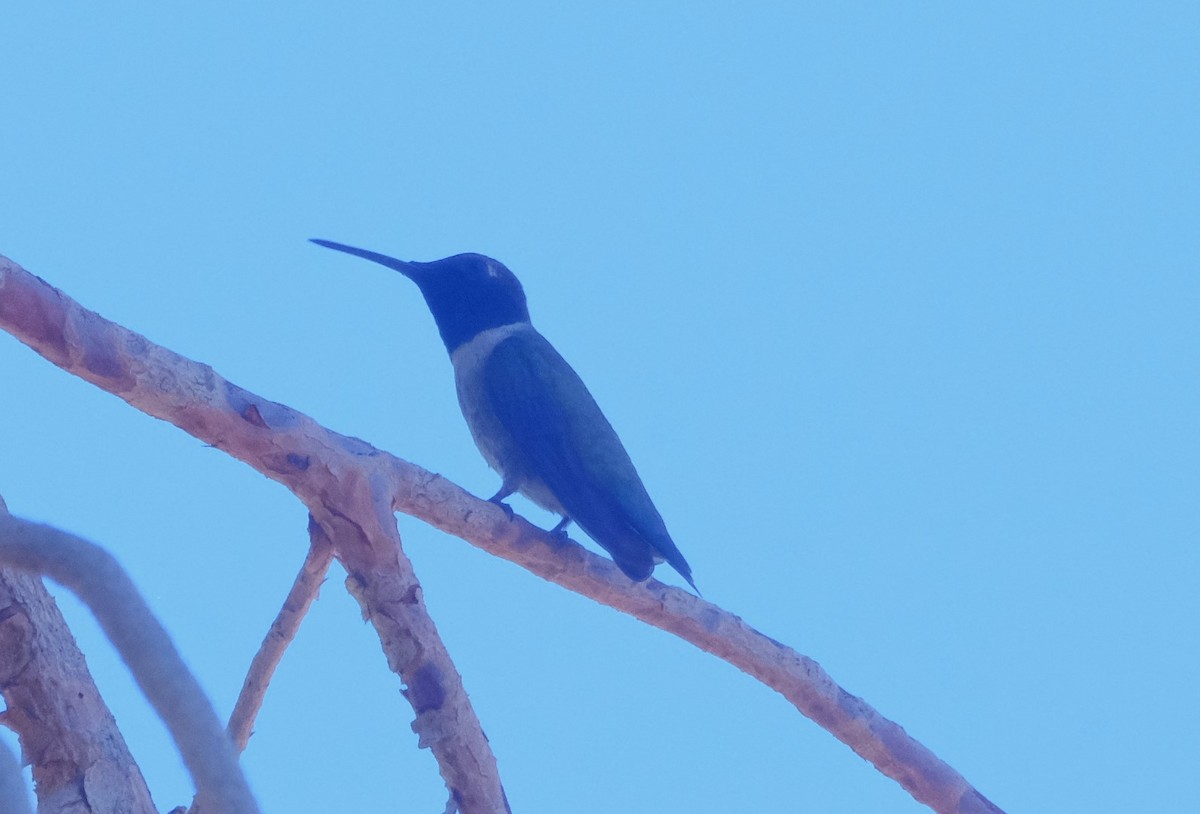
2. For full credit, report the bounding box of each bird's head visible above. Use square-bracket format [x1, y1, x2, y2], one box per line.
[311, 240, 530, 353]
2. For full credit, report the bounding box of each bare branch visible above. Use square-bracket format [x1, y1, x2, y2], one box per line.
[0, 513, 260, 814]
[0, 567, 160, 814]
[0, 498, 157, 814]
[0, 254, 1001, 814]
[226, 519, 334, 753]
[0, 255, 510, 813]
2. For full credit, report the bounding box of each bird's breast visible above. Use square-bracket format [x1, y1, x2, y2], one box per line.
[450, 324, 525, 471]
[449, 323, 565, 514]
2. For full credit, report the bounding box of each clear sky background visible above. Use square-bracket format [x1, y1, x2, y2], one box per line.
[1, 4, 1197, 812]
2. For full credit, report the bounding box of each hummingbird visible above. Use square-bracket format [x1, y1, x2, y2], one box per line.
[311, 239, 697, 591]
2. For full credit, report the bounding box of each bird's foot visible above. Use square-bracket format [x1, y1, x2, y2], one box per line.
[487, 496, 516, 520]
[548, 516, 573, 539]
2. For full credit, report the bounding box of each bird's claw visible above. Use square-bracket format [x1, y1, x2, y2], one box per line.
[488, 497, 515, 520]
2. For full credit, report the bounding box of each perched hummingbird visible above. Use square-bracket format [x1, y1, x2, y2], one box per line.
[311, 239, 697, 591]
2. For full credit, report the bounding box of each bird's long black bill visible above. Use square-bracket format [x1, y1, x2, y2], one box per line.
[309, 238, 423, 279]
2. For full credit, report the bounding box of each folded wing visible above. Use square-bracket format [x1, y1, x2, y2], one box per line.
[482, 333, 695, 589]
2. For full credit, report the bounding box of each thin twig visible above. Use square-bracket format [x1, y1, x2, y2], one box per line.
[226, 519, 334, 752]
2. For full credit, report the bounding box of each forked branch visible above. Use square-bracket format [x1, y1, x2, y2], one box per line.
[0, 254, 1002, 814]
[0, 255, 510, 814]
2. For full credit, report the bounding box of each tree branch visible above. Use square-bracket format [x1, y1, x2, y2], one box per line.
[0, 497, 158, 814]
[226, 518, 334, 753]
[0, 255, 510, 814]
[0, 513, 259, 814]
[0, 254, 1002, 814]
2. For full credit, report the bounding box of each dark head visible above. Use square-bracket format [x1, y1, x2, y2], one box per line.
[311, 239, 530, 353]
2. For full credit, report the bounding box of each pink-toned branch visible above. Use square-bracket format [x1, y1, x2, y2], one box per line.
[226, 519, 335, 753]
[0, 513, 258, 814]
[0, 497, 157, 814]
[0, 255, 1002, 814]
[0, 256, 510, 814]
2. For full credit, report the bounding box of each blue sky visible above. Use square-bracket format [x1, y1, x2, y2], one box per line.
[2, 3, 1197, 812]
